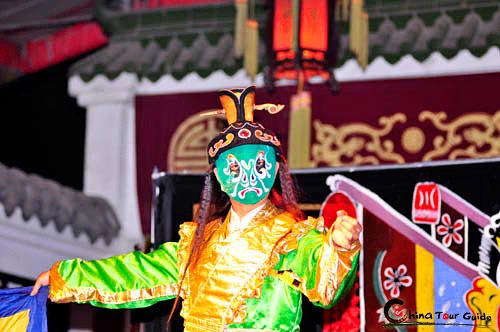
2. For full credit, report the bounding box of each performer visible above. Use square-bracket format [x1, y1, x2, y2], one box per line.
[32, 86, 362, 332]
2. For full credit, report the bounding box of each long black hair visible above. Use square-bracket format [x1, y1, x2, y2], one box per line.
[167, 156, 302, 327]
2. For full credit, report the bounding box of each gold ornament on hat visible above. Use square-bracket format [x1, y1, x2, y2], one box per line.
[200, 86, 284, 124]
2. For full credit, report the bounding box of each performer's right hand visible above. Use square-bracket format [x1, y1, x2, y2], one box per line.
[30, 270, 49, 296]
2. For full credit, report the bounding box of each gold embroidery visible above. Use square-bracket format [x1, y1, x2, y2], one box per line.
[177, 202, 295, 330]
[465, 278, 500, 332]
[49, 262, 178, 304]
[209, 133, 235, 158]
[420, 110, 500, 161]
[255, 129, 280, 146]
[401, 126, 425, 154]
[311, 113, 406, 166]
[311, 111, 500, 166]
[225, 329, 278, 332]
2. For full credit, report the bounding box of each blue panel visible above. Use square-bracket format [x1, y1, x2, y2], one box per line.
[433, 257, 473, 331]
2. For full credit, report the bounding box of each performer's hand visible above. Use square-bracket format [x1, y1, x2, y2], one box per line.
[30, 270, 50, 296]
[331, 210, 362, 249]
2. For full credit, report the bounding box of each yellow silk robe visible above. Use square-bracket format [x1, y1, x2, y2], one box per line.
[49, 202, 360, 332]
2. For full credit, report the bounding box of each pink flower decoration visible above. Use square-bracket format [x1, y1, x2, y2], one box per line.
[436, 213, 464, 247]
[383, 264, 412, 298]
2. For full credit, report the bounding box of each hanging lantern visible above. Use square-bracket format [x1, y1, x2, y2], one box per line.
[265, 0, 369, 93]
[265, 0, 339, 93]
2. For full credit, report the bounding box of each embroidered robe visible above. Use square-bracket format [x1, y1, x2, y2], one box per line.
[49, 203, 360, 332]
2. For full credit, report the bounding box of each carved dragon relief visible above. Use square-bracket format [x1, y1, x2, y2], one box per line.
[167, 109, 500, 171]
[420, 110, 500, 161]
[311, 111, 500, 167]
[311, 113, 407, 166]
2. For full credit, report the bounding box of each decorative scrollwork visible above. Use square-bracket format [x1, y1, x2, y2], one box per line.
[168, 111, 226, 173]
[465, 278, 500, 332]
[311, 113, 407, 166]
[420, 110, 500, 161]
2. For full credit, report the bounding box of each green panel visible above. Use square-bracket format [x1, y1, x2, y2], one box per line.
[457, 36, 473, 49]
[146, 71, 163, 82]
[124, 62, 137, 73]
[164, 9, 188, 25]
[222, 61, 243, 77]
[399, 41, 414, 54]
[384, 53, 401, 64]
[427, 37, 444, 51]
[141, 11, 165, 26]
[205, 32, 224, 47]
[486, 33, 500, 46]
[139, 62, 152, 75]
[106, 71, 122, 80]
[209, 59, 222, 70]
[474, 6, 499, 21]
[369, 46, 383, 59]
[75, 1, 500, 82]
[154, 36, 172, 49]
[389, 14, 412, 29]
[80, 72, 96, 83]
[140, 39, 150, 49]
[338, 21, 349, 34]
[440, 48, 459, 59]
[178, 33, 199, 48]
[412, 50, 432, 62]
[417, 12, 441, 26]
[213, 4, 237, 20]
[117, 14, 139, 31]
[191, 6, 215, 21]
[196, 68, 214, 79]
[93, 63, 107, 74]
[369, 17, 385, 32]
[172, 69, 189, 81]
[445, 8, 469, 24]
[469, 46, 489, 58]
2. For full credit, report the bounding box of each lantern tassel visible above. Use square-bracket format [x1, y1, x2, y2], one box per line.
[334, 0, 341, 22]
[342, 0, 350, 21]
[359, 11, 369, 70]
[291, 0, 300, 53]
[350, 0, 362, 56]
[234, 0, 248, 57]
[244, 19, 259, 81]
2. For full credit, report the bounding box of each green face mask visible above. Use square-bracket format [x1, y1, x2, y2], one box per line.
[215, 144, 277, 205]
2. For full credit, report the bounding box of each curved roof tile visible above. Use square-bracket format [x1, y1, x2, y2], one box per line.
[71, 1, 500, 81]
[0, 163, 120, 245]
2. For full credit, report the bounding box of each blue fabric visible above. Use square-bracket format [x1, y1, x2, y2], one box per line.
[0, 286, 49, 332]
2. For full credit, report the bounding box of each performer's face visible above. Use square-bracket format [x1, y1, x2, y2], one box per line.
[215, 144, 277, 205]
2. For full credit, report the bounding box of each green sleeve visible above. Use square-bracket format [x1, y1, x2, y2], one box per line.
[49, 242, 179, 309]
[278, 229, 360, 309]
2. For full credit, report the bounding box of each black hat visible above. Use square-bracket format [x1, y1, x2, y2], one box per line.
[206, 86, 284, 165]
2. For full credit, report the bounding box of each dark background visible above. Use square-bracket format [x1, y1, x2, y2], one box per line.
[0, 55, 89, 331]
[0, 56, 87, 191]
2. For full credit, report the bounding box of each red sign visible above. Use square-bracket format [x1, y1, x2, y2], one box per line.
[412, 183, 441, 224]
[320, 192, 357, 229]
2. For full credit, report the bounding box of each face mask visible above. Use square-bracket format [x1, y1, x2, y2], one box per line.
[215, 144, 277, 205]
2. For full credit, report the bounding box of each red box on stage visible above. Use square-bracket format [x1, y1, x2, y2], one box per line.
[412, 183, 441, 224]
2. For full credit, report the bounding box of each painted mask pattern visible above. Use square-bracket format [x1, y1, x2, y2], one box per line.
[215, 144, 277, 205]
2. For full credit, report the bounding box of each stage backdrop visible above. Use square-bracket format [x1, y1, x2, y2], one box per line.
[149, 158, 500, 332]
[136, 72, 500, 236]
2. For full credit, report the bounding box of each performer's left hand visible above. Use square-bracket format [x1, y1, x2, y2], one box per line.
[331, 210, 362, 249]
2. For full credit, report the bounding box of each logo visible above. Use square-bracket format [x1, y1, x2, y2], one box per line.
[412, 182, 441, 224]
[384, 299, 407, 323]
[382, 298, 491, 328]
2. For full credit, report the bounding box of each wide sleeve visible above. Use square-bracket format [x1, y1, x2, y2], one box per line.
[49, 242, 179, 309]
[277, 216, 360, 309]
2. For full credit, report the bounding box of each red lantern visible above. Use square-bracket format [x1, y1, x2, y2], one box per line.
[265, 0, 339, 93]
